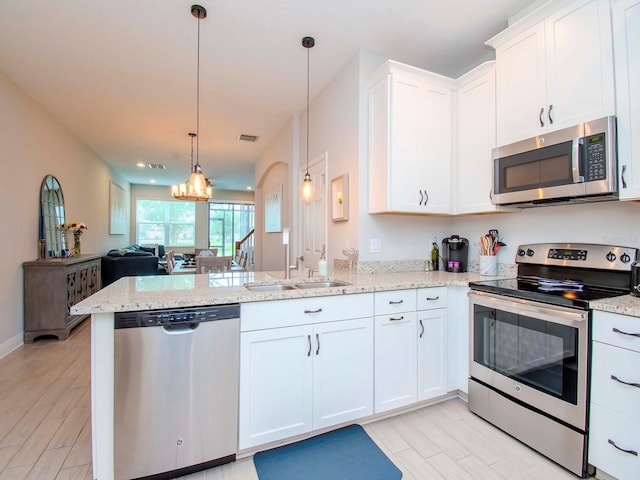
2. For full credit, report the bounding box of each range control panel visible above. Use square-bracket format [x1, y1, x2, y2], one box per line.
[516, 243, 638, 271]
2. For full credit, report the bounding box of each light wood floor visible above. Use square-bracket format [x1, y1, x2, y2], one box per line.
[0, 320, 590, 480]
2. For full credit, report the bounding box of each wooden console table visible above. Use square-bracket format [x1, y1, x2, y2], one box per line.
[23, 253, 102, 342]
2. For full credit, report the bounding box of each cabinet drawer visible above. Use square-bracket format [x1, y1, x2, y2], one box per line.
[589, 403, 640, 480]
[593, 311, 640, 353]
[416, 287, 447, 310]
[241, 293, 374, 331]
[374, 290, 416, 315]
[591, 342, 640, 421]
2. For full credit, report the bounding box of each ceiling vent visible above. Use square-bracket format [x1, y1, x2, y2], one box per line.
[148, 163, 166, 170]
[237, 134, 260, 143]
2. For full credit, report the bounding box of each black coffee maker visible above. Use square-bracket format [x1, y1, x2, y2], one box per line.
[442, 235, 469, 273]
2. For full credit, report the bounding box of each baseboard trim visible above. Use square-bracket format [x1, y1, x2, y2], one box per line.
[0, 332, 23, 360]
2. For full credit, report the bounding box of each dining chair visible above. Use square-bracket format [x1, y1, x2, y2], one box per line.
[196, 255, 232, 273]
[165, 250, 175, 274]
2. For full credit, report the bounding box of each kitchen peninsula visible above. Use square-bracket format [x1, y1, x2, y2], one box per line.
[72, 268, 493, 479]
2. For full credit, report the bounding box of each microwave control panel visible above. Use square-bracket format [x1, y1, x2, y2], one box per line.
[583, 133, 606, 181]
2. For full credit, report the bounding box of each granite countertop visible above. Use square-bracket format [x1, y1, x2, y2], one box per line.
[71, 269, 503, 315]
[590, 294, 640, 318]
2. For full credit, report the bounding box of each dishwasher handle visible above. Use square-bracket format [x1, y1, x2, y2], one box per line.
[162, 323, 199, 334]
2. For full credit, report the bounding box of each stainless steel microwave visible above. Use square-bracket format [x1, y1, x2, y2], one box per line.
[491, 116, 618, 207]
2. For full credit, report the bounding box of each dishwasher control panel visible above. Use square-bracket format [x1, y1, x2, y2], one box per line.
[115, 304, 240, 328]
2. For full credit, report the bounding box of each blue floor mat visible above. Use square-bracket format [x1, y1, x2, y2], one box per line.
[253, 424, 402, 480]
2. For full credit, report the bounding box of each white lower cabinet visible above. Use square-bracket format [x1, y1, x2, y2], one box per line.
[374, 288, 447, 414]
[589, 311, 640, 480]
[239, 294, 374, 450]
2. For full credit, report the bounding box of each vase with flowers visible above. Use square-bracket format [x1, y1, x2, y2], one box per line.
[66, 222, 87, 255]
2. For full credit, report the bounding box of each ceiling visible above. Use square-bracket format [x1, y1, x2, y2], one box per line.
[0, 0, 536, 191]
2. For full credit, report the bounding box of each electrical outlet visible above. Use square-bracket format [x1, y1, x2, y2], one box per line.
[370, 238, 382, 253]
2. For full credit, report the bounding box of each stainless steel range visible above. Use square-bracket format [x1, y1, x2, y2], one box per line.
[468, 243, 638, 478]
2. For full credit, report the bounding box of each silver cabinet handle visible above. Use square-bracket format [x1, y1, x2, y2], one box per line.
[419, 319, 424, 338]
[389, 299, 403, 305]
[315, 333, 320, 355]
[539, 107, 545, 127]
[390, 316, 404, 321]
[608, 439, 638, 457]
[611, 374, 640, 389]
[304, 308, 322, 314]
[613, 327, 640, 338]
[425, 296, 440, 301]
[548, 104, 553, 125]
[307, 334, 312, 357]
[621, 165, 628, 189]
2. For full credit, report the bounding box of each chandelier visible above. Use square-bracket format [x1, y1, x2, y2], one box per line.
[171, 4, 212, 202]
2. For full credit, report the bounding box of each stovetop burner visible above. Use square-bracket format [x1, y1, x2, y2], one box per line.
[469, 242, 638, 310]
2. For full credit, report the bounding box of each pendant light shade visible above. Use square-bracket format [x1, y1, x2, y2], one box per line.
[300, 36, 315, 202]
[171, 4, 212, 202]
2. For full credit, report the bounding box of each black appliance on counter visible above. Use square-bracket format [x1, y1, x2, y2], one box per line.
[467, 243, 638, 477]
[442, 235, 469, 272]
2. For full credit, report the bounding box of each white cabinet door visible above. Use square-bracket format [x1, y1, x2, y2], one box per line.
[374, 312, 418, 413]
[417, 308, 448, 400]
[494, 0, 615, 146]
[313, 317, 374, 429]
[368, 61, 452, 214]
[454, 62, 498, 214]
[495, 22, 547, 145]
[614, 0, 640, 200]
[545, 0, 615, 130]
[239, 325, 313, 449]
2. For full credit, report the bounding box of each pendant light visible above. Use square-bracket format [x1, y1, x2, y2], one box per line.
[300, 36, 315, 202]
[171, 4, 212, 201]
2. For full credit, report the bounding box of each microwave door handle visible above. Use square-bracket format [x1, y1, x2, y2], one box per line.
[572, 138, 584, 183]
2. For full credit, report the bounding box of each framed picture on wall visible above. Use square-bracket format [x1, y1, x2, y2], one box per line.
[331, 174, 349, 222]
[109, 181, 127, 235]
[264, 184, 283, 232]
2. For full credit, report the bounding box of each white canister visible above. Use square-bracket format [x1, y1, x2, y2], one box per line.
[479, 255, 498, 276]
[318, 259, 327, 276]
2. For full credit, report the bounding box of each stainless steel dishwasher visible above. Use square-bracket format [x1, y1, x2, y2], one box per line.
[114, 304, 240, 480]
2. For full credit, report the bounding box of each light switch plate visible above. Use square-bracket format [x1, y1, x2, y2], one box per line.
[370, 238, 382, 253]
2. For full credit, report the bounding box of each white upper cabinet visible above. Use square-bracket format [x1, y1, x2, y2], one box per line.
[613, 0, 640, 200]
[490, 0, 615, 146]
[453, 62, 498, 214]
[368, 61, 452, 214]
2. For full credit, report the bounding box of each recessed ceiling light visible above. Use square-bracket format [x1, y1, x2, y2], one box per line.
[246, 186, 253, 190]
[136, 162, 146, 168]
[150, 179, 156, 184]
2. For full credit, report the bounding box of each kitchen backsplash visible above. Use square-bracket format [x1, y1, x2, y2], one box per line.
[334, 258, 516, 276]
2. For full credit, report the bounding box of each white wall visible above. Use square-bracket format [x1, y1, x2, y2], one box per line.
[130, 184, 254, 255]
[254, 116, 296, 271]
[1, 70, 128, 356]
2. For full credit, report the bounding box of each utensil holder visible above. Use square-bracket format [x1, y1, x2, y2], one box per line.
[479, 255, 498, 276]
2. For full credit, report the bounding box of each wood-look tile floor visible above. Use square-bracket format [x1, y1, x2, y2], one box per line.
[0, 320, 591, 480]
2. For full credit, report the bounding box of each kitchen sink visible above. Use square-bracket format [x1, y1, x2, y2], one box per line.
[293, 280, 351, 289]
[244, 283, 298, 292]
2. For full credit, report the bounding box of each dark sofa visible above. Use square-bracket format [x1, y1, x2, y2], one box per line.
[101, 246, 167, 286]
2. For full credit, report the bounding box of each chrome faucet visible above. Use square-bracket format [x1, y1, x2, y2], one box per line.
[284, 243, 290, 279]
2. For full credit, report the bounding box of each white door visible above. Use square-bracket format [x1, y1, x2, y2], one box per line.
[417, 309, 448, 401]
[300, 154, 327, 271]
[238, 325, 313, 449]
[374, 312, 418, 413]
[545, 0, 615, 130]
[312, 317, 374, 429]
[495, 22, 547, 145]
[613, 0, 640, 200]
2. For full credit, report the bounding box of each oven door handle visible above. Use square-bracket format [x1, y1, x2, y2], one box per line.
[611, 374, 640, 389]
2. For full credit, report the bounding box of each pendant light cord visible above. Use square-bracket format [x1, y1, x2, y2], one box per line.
[306, 44, 310, 175]
[196, 14, 201, 170]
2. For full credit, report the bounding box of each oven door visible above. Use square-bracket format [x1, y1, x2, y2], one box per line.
[469, 291, 589, 430]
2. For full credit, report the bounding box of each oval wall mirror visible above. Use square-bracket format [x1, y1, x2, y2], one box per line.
[39, 175, 67, 257]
